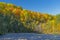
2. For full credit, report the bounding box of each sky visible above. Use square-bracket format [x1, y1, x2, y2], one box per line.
[0, 0, 60, 15]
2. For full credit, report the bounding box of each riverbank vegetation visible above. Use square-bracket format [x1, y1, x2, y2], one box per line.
[0, 2, 60, 34]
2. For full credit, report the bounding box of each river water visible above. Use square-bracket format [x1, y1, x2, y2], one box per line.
[0, 33, 60, 40]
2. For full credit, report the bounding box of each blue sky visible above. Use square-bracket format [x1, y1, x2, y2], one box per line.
[0, 0, 60, 15]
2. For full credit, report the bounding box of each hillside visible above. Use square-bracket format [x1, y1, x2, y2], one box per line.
[0, 2, 60, 34]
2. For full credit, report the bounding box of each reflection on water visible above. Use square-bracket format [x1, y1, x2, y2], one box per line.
[0, 33, 60, 40]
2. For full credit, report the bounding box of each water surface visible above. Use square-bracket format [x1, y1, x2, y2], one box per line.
[0, 33, 60, 40]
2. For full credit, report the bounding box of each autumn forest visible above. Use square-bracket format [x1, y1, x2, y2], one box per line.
[0, 2, 60, 34]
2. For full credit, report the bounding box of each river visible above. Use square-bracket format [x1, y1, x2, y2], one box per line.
[0, 33, 60, 40]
